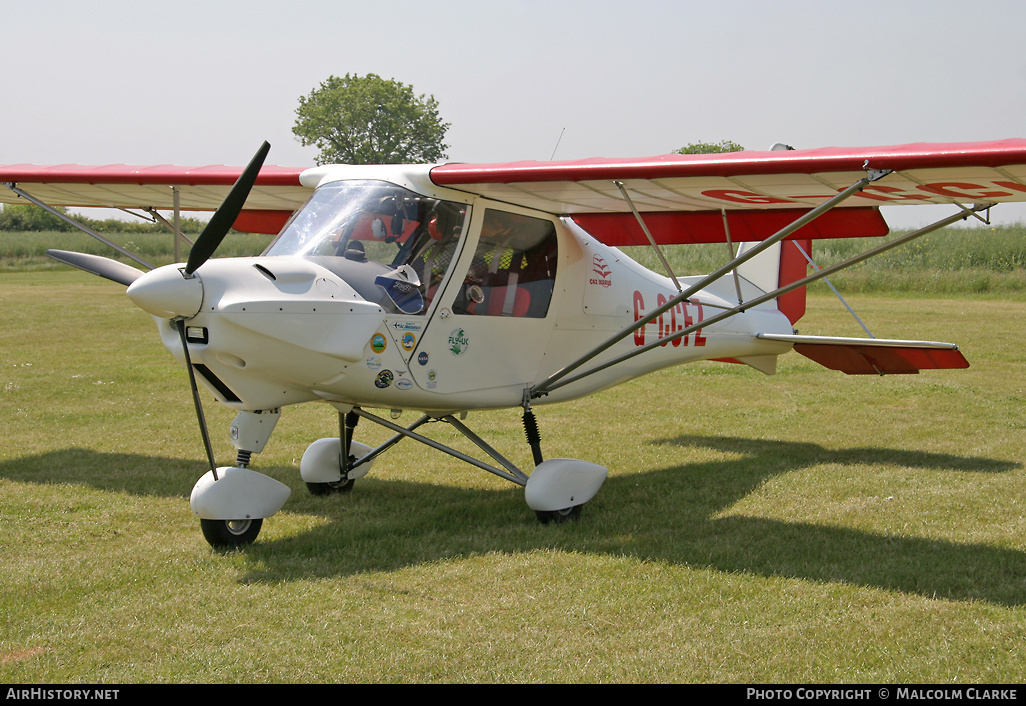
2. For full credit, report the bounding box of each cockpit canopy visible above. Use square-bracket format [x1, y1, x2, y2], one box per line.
[264, 180, 469, 314]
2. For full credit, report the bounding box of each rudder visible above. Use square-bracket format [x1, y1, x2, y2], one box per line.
[734, 239, 811, 326]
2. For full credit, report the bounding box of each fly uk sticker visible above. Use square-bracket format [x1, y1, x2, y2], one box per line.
[448, 328, 470, 356]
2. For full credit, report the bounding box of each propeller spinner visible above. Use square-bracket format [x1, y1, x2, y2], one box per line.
[126, 141, 271, 319]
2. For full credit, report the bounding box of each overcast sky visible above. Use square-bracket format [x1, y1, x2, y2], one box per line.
[4, 0, 1026, 228]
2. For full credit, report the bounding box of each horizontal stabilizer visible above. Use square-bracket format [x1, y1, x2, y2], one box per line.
[757, 334, 969, 375]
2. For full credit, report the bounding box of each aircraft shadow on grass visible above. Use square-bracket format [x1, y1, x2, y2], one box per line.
[2, 438, 1023, 606]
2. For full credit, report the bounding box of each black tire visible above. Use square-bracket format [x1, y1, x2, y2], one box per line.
[305, 478, 355, 495]
[535, 505, 582, 524]
[200, 518, 262, 548]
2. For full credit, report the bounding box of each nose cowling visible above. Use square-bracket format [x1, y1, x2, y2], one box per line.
[126, 265, 204, 319]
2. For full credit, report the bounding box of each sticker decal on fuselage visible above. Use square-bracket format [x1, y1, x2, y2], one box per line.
[590, 254, 612, 287]
[448, 328, 470, 356]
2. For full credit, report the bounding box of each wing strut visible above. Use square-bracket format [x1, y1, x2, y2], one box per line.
[142, 187, 195, 263]
[2, 182, 155, 270]
[615, 180, 682, 292]
[531, 169, 888, 398]
[532, 198, 991, 399]
[721, 209, 745, 305]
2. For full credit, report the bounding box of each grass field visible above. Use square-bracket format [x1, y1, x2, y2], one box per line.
[2, 242, 1026, 682]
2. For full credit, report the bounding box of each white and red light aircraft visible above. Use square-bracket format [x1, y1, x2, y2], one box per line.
[2, 139, 1023, 547]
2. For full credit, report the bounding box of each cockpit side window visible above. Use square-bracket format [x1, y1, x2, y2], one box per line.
[452, 210, 558, 318]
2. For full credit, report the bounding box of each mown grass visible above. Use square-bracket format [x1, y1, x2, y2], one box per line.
[2, 225, 1026, 682]
[2, 273, 1026, 683]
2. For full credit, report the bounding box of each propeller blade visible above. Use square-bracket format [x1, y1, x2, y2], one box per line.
[184, 141, 271, 276]
[46, 249, 146, 286]
[176, 319, 220, 481]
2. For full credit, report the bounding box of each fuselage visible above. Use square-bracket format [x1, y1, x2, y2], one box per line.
[127, 166, 796, 415]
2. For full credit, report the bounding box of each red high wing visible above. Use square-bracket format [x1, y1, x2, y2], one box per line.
[0, 163, 309, 234]
[4, 139, 1026, 238]
[431, 139, 1026, 185]
[431, 138, 1026, 244]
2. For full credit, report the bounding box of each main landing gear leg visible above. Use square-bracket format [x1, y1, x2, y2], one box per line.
[300, 409, 376, 494]
[305, 411, 360, 495]
[523, 404, 562, 523]
[521, 403, 602, 524]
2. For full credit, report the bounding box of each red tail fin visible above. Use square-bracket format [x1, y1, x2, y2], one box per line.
[777, 239, 811, 326]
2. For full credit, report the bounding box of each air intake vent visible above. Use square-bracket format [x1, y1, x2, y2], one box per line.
[192, 364, 242, 402]
[253, 263, 277, 281]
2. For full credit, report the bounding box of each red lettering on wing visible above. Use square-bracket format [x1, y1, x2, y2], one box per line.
[918, 182, 1013, 200]
[856, 185, 932, 202]
[993, 180, 1026, 194]
[701, 189, 794, 205]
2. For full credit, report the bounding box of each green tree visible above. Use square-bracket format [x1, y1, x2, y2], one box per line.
[673, 140, 744, 154]
[293, 73, 450, 165]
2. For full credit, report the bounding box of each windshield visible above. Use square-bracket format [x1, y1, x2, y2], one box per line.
[264, 181, 470, 314]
